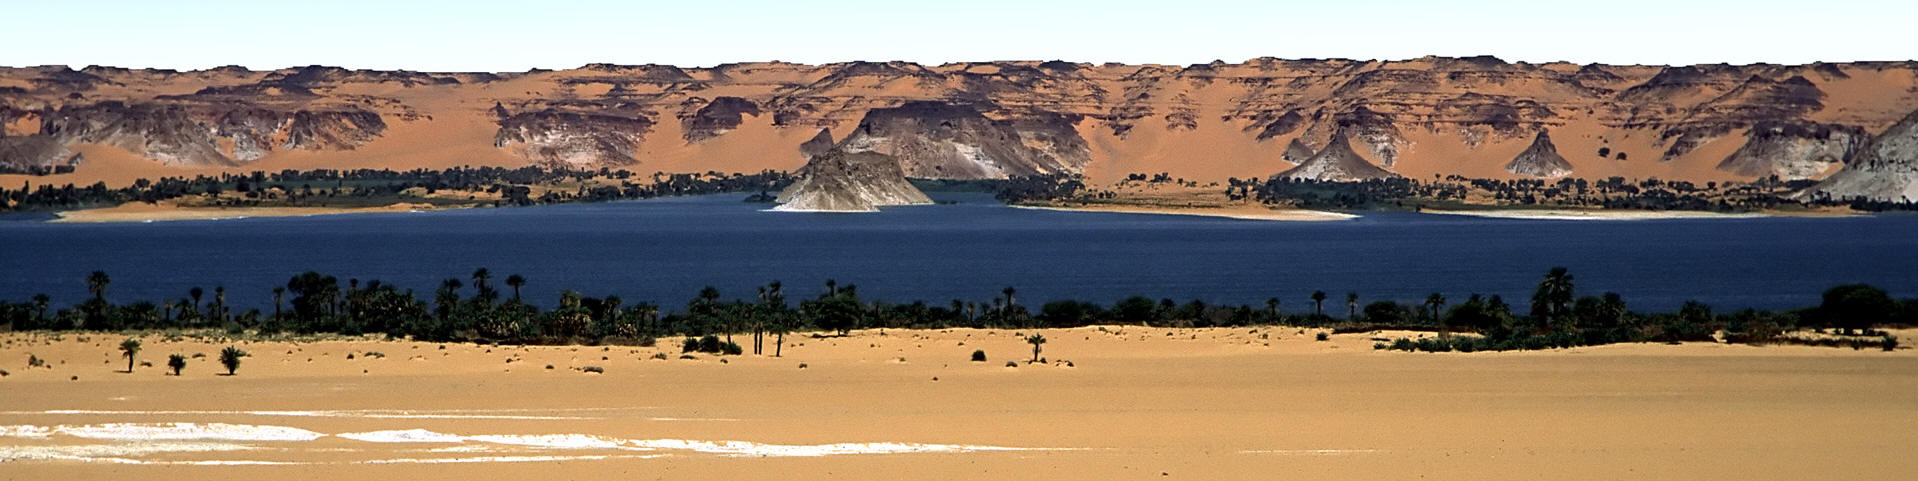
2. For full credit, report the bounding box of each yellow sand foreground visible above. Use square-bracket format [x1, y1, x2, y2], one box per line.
[2, 327, 1915, 480]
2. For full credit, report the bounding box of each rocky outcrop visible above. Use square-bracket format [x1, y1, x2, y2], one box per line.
[1716, 121, 1864, 179]
[494, 110, 651, 167]
[18, 102, 387, 167]
[835, 101, 1089, 179]
[1505, 130, 1573, 178]
[6, 59, 1918, 185]
[680, 96, 760, 142]
[0, 135, 81, 173]
[1281, 138, 1314, 164]
[774, 149, 931, 212]
[1799, 110, 1918, 202]
[1272, 130, 1398, 181]
[799, 128, 835, 159]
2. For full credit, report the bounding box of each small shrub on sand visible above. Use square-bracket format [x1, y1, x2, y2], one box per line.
[1884, 334, 1900, 352]
[797, 362, 808, 369]
[28, 355, 46, 368]
[1005, 361, 1018, 368]
[1316, 332, 1330, 342]
[167, 354, 186, 375]
[650, 352, 668, 360]
[218, 346, 246, 375]
[721, 341, 743, 356]
[971, 350, 987, 362]
[581, 366, 604, 374]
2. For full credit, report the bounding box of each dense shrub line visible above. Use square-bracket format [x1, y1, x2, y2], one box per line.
[2, 268, 1910, 354]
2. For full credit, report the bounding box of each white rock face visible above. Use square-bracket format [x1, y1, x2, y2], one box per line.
[1800, 110, 1918, 202]
[774, 149, 932, 212]
[1272, 130, 1398, 181]
[1505, 130, 1573, 178]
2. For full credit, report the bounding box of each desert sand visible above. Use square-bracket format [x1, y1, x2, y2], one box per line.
[3, 327, 1914, 480]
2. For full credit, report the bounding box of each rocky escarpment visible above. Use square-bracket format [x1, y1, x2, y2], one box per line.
[1505, 130, 1573, 178]
[1800, 109, 1918, 202]
[1717, 121, 1865, 179]
[6, 59, 1918, 185]
[0, 135, 81, 173]
[834, 101, 1091, 179]
[680, 96, 761, 142]
[4, 100, 385, 167]
[493, 109, 652, 167]
[1272, 130, 1398, 181]
[774, 148, 931, 212]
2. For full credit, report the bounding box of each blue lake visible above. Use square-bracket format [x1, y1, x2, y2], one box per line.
[4, 193, 1917, 313]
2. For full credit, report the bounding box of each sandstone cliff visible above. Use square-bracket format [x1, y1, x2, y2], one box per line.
[5, 59, 1918, 186]
[1801, 110, 1918, 202]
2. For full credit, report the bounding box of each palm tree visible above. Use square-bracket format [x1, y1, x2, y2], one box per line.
[212, 286, 227, 323]
[1026, 334, 1047, 363]
[1002, 287, 1017, 313]
[1425, 293, 1447, 322]
[272, 287, 285, 320]
[189, 287, 204, 319]
[86, 271, 111, 302]
[505, 274, 526, 301]
[1311, 291, 1327, 316]
[219, 346, 245, 375]
[119, 338, 141, 373]
[1345, 293, 1359, 320]
[31, 294, 50, 322]
[825, 279, 837, 297]
[167, 354, 187, 376]
[471, 268, 492, 292]
[1265, 298, 1281, 319]
[1532, 267, 1576, 327]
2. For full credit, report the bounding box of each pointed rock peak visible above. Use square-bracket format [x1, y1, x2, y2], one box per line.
[1272, 130, 1398, 181]
[1282, 138, 1315, 164]
[1506, 129, 1573, 178]
[800, 128, 835, 159]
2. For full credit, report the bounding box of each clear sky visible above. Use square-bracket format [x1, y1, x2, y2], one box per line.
[4, 0, 1913, 71]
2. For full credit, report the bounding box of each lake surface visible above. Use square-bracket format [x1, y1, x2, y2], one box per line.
[4, 193, 1917, 313]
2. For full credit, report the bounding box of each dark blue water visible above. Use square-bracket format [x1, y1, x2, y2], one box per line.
[4, 193, 1916, 313]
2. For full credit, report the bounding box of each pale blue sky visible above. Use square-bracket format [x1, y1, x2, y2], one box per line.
[4, 0, 1913, 71]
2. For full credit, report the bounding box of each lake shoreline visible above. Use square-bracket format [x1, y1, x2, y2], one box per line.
[1422, 208, 1857, 221]
[50, 202, 465, 223]
[1011, 203, 1358, 221]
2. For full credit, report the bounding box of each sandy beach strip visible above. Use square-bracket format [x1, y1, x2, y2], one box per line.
[1012, 204, 1358, 221]
[51, 203, 451, 223]
[1420, 208, 1773, 221]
